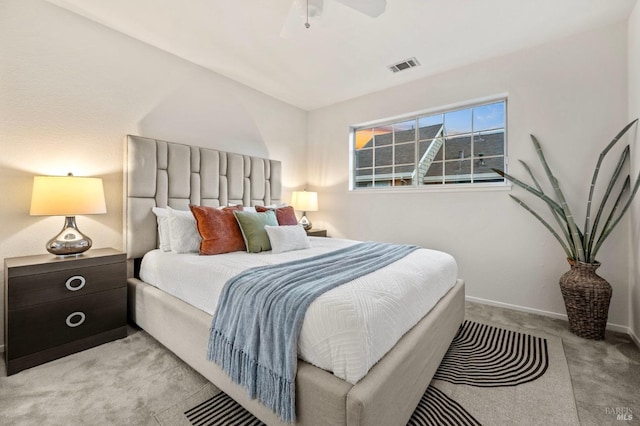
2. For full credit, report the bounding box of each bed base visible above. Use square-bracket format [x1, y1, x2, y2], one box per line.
[127, 278, 464, 426]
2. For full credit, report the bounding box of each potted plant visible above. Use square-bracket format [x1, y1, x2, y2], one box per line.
[493, 119, 639, 340]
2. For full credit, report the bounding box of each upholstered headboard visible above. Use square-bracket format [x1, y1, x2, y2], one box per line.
[124, 135, 282, 260]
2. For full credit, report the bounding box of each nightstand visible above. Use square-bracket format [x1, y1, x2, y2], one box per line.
[306, 229, 327, 237]
[4, 248, 127, 375]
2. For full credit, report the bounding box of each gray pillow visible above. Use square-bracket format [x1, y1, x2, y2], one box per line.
[265, 225, 311, 254]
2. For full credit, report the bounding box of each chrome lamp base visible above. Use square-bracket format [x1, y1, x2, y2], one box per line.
[46, 216, 92, 256]
[299, 212, 312, 231]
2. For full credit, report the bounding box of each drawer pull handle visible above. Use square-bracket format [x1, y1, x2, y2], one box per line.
[65, 312, 86, 328]
[65, 276, 86, 291]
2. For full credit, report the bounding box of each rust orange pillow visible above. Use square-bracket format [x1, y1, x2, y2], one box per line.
[189, 205, 246, 255]
[255, 205, 298, 226]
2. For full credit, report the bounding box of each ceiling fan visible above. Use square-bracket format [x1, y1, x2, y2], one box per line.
[281, 0, 386, 35]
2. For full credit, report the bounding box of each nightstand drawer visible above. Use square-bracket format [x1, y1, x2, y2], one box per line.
[8, 262, 125, 309]
[7, 287, 127, 360]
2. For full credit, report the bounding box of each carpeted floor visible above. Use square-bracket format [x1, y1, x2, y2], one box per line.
[1, 302, 638, 425]
[0, 328, 209, 426]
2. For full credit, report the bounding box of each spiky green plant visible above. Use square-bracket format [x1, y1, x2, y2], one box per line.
[493, 119, 639, 263]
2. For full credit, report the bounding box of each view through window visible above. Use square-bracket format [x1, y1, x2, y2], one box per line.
[352, 99, 506, 189]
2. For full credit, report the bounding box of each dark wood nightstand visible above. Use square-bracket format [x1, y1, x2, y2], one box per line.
[306, 229, 327, 237]
[4, 248, 127, 375]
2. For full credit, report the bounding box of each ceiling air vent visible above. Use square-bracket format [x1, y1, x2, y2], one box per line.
[388, 57, 421, 73]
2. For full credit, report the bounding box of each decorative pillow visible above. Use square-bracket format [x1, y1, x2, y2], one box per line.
[255, 205, 298, 226]
[189, 205, 246, 255]
[167, 207, 201, 254]
[265, 225, 311, 254]
[151, 207, 171, 252]
[234, 210, 278, 253]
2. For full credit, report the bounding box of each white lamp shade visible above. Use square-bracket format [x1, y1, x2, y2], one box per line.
[290, 191, 318, 212]
[30, 175, 107, 216]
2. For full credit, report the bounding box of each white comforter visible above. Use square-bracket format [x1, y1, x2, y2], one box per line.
[140, 237, 457, 384]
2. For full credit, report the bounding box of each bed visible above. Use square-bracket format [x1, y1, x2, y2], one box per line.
[124, 135, 465, 426]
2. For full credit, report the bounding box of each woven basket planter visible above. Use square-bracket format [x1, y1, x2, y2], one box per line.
[559, 261, 611, 340]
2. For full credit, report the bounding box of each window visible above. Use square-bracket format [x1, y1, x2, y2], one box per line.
[352, 99, 506, 189]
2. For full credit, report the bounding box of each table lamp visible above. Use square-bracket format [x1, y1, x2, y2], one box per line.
[30, 173, 106, 256]
[290, 190, 318, 230]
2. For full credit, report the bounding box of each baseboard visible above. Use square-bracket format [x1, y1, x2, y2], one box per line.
[465, 295, 629, 334]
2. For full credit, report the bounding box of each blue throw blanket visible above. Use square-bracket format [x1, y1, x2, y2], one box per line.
[207, 242, 419, 423]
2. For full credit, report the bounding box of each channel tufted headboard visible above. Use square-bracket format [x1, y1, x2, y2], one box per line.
[124, 135, 282, 260]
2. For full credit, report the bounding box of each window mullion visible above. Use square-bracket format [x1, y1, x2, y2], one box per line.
[442, 115, 446, 185]
[470, 118, 475, 184]
[416, 119, 420, 187]
[372, 141, 376, 188]
[392, 127, 396, 187]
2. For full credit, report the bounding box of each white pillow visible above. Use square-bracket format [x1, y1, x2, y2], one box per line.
[167, 207, 201, 254]
[151, 207, 171, 252]
[228, 203, 257, 213]
[264, 225, 310, 254]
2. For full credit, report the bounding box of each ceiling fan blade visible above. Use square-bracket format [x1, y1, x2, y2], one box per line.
[333, 0, 386, 17]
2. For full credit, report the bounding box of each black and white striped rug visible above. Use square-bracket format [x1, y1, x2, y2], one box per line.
[160, 320, 577, 426]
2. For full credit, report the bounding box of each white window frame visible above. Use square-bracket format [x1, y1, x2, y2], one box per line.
[349, 94, 510, 193]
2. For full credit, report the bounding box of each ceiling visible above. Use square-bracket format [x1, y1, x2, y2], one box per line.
[44, 0, 637, 111]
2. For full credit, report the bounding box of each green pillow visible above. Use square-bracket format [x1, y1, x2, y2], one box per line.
[234, 210, 278, 253]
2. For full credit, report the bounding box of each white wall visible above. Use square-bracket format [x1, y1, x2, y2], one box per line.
[307, 22, 632, 328]
[0, 0, 307, 346]
[629, 1, 640, 344]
